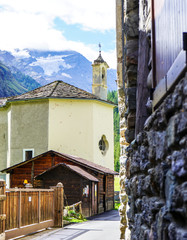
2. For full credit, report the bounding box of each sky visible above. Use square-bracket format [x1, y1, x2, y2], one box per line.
[0, 0, 116, 69]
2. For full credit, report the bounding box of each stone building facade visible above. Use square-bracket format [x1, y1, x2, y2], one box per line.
[116, 0, 187, 239]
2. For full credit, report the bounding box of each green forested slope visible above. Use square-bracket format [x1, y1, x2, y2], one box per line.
[0, 62, 40, 97]
[108, 91, 120, 172]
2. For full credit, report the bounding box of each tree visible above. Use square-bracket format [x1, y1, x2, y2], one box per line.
[107, 91, 120, 172]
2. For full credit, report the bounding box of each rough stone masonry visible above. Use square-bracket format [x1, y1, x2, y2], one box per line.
[116, 0, 187, 239]
[126, 76, 187, 239]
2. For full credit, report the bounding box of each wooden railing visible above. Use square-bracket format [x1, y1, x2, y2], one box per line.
[65, 201, 82, 214]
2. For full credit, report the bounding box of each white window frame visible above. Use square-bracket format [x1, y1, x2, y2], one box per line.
[23, 149, 34, 162]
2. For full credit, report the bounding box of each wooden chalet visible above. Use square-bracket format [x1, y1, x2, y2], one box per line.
[1, 150, 118, 217]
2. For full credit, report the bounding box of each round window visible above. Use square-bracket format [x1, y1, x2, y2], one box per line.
[98, 135, 108, 155]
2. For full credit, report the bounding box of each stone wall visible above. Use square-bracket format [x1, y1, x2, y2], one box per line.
[116, 0, 187, 239]
[116, 0, 139, 238]
[125, 75, 187, 239]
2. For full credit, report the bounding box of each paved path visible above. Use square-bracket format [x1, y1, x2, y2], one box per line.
[23, 210, 120, 240]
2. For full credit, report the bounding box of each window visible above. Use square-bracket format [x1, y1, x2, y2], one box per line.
[23, 149, 34, 161]
[152, 0, 187, 108]
[98, 135, 109, 155]
[102, 67, 106, 85]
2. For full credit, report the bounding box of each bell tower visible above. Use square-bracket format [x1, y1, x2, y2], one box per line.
[92, 44, 109, 101]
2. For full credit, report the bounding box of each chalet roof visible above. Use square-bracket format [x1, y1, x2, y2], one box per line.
[6, 80, 114, 105]
[35, 163, 99, 182]
[1, 150, 118, 175]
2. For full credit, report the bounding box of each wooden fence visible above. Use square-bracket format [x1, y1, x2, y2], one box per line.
[0, 180, 6, 240]
[0, 180, 64, 240]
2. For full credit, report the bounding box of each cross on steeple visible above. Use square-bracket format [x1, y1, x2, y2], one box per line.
[99, 43, 101, 55]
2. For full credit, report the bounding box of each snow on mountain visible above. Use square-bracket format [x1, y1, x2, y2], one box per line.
[0, 49, 117, 92]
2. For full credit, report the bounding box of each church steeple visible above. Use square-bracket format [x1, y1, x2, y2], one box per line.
[92, 44, 109, 101]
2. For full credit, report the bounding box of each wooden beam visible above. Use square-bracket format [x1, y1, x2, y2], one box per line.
[5, 220, 54, 240]
[153, 50, 187, 108]
[18, 191, 21, 228]
[31, 161, 34, 186]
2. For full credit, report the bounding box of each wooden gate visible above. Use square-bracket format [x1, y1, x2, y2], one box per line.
[0, 180, 6, 240]
[3, 182, 64, 240]
[5, 188, 54, 239]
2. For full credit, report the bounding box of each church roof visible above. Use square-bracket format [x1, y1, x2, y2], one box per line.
[94, 53, 105, 64]
[5, 80, 114, 105]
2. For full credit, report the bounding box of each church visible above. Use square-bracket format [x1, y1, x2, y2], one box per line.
[0, 51, 116, 186]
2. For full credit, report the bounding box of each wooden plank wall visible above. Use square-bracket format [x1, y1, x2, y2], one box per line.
[106, 175, 114, 211]
[5, 189, 54, 231]
[8, 153, 115, 218]
[38, 167, 82, 206]
[153, 0, 187, 84]
[10, 154, 53, 188]
[0, 180, 6, 236]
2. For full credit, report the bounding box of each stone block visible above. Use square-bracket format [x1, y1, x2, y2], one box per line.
[179, 136, 187, 147]
[127, 111, 136, 128]
[130, 152, 141, 175]
[147, 131, 156, 161]
[166, 115, 180, 148]
[144, 110, 156, 131]
[124, 9, 139, 38]
[126, 0, 139, 13]
[155, 131, 166, 161]
[125, 128, 135, 143]
[165, 170, 177, 210]
[140, 151, 150, 172]
[171, 150, 187, 178]
[137, 175, 146, 197]
[141, 196, 154, 226]
[126, 65, 137, 86]
[135, 198, 142, 211]
[163, 95, 175, 120]
[177, 112, 187, 135]
[126, 40, 139, 67]
[125, 87, 136, 110]
[153, 165, 165, 196]
[140, 224, 150, 239]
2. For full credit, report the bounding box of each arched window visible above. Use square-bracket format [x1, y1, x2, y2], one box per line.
[102, 67, 106, 85]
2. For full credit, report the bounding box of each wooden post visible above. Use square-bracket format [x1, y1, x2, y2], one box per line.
[0, 180, 6, 240]
[38, 191, 41, 223]
[54, 183, 64, 227]
[31, 161, 34, 186]
[18, 191, 22, 228]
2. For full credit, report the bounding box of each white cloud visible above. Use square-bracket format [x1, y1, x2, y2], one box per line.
[0, 0, 115, 31]
[0, 0, 116, 68]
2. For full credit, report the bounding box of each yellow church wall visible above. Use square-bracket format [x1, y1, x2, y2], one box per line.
[10, 100, 49, 166]
[92, 101, 114, 170]
[0, 108, 8, 177]
[48, 99, 94, 161]
[48, 98, 114, 170]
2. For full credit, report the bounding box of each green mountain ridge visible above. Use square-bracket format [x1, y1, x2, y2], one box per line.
[0, 62, 40, 98]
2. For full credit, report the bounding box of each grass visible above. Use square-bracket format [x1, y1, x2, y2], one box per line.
[114, 201, 120, 210]
[63, 216, 87, 223]
[63, 209, 87, 224]
[114, 176, 120, 191]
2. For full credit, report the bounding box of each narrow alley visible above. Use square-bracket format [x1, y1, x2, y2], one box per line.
[19, 210, 120, 240]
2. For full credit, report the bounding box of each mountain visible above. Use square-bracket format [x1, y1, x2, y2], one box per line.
[0, 62, 40, 98]
[0, 49, 117, 93]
